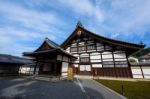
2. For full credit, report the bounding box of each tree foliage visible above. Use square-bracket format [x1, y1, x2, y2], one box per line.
[132, 48, 150, 58]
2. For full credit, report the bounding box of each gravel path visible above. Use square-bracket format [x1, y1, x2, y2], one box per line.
[0, 77, 85, 99]
[0, 77, 127, 99]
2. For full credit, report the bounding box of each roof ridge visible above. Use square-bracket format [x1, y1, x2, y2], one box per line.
[45, 37, 61, 49]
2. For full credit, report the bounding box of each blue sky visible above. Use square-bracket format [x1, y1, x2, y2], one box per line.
[0, 0, 150, 56]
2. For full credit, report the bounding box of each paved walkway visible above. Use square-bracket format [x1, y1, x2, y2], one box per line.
[76, 78, 127, 99]
[0, 77, 127, 99]
[0, 77, 85, 99]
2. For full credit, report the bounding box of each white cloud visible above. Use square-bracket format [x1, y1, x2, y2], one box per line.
[58, 0, 104, 22]
[0, 1, 67, 56]
[0, 0, 150, 56]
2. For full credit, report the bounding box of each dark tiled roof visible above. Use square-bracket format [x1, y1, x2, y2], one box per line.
[45, 37, 60, 49]
[61, 25, 145, 49]
[0, 54, 32, 65]
[24, 38, 76, 58]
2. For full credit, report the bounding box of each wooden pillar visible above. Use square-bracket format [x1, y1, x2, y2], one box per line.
[54, 61, 57, 76]
[112, 51, 117, 77]
[100, 52, 104, 77]
[140, 65, 144, 79]
[34, 58, 38, 75]
[126, 53, 133, 78]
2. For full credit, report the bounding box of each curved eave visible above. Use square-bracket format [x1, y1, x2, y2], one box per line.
[61, 25, 145, 50]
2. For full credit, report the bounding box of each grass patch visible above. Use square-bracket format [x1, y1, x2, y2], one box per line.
[95, 79, 150, 99]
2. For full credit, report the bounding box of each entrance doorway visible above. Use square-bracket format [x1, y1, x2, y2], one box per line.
[38, 62, 62, 76]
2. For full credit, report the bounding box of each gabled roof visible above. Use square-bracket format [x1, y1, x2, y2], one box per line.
[23, 38, 76, 59]
[0, 54, 32, 65]
[35, 37, 60, 52]
[61, 25, 145, 54]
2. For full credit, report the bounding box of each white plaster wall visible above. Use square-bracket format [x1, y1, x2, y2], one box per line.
[131, 67, 143, 78]
[103, 59, 113, 61]
[144, 76, 150, 79]
[133, 75, 143, 78]
[102, 52, 112, 54]
[131, 67, 150, 79]
[66, 47, 70, 53]
[102, 54, 113, 59]
[19, 65, 34, 75]
[87, 50, 96, 52]
[61, 73, 68, 76]
[80, 65, 91, 71]
[115, 58, 127, 61]
[114, 53, 126, 58]
[73, 64, 78, 67]
[92, 64, 102, 68]
[142, 67, 150, 74]
[131, 68, 142, 74]
[73, 55, 79, 63]
[142, 67, 150, 79]
[78, 42, 85, 45]
[90, 52, 100, 55]
[91, 60, 101, 62]
[61, 62, 68, 76]
[90, 55, 101, 59]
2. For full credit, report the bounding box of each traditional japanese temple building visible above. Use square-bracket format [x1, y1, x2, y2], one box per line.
[21, 23, 145, 78]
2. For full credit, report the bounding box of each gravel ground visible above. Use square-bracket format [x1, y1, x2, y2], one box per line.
[0, 77, 126, 99]
[0, 77, 85, 99]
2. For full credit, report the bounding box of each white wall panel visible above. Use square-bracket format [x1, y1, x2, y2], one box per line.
[80, 65, 91, 71]
[61, 73, 68, 76]
[19, 65, 34, 75]
[103, 59, 113, 61]
[80, 53, 89, 57]
[87, 50, 96, 52]
[91, 60, 101, 62]
[114, 58, 127, 61]
[86, 65, 91, 71]
[102, 52, 112, 54]
[131, 68, 142, 74]
[66, 47, 70, 53]
[73, 64, 78, 67]
[61, 62, 68, 72]
[102, 54, 113, 59]
[142, 67, 150, 75]
[114, 53, 126, 58]
[144, 76, 150, 79]
[90, 55, 101, 59]
[80, 65, 85, 71]
[90, 52, 100, 55]
[133, 75, 143, 78]
[92, 64, 102, 68]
